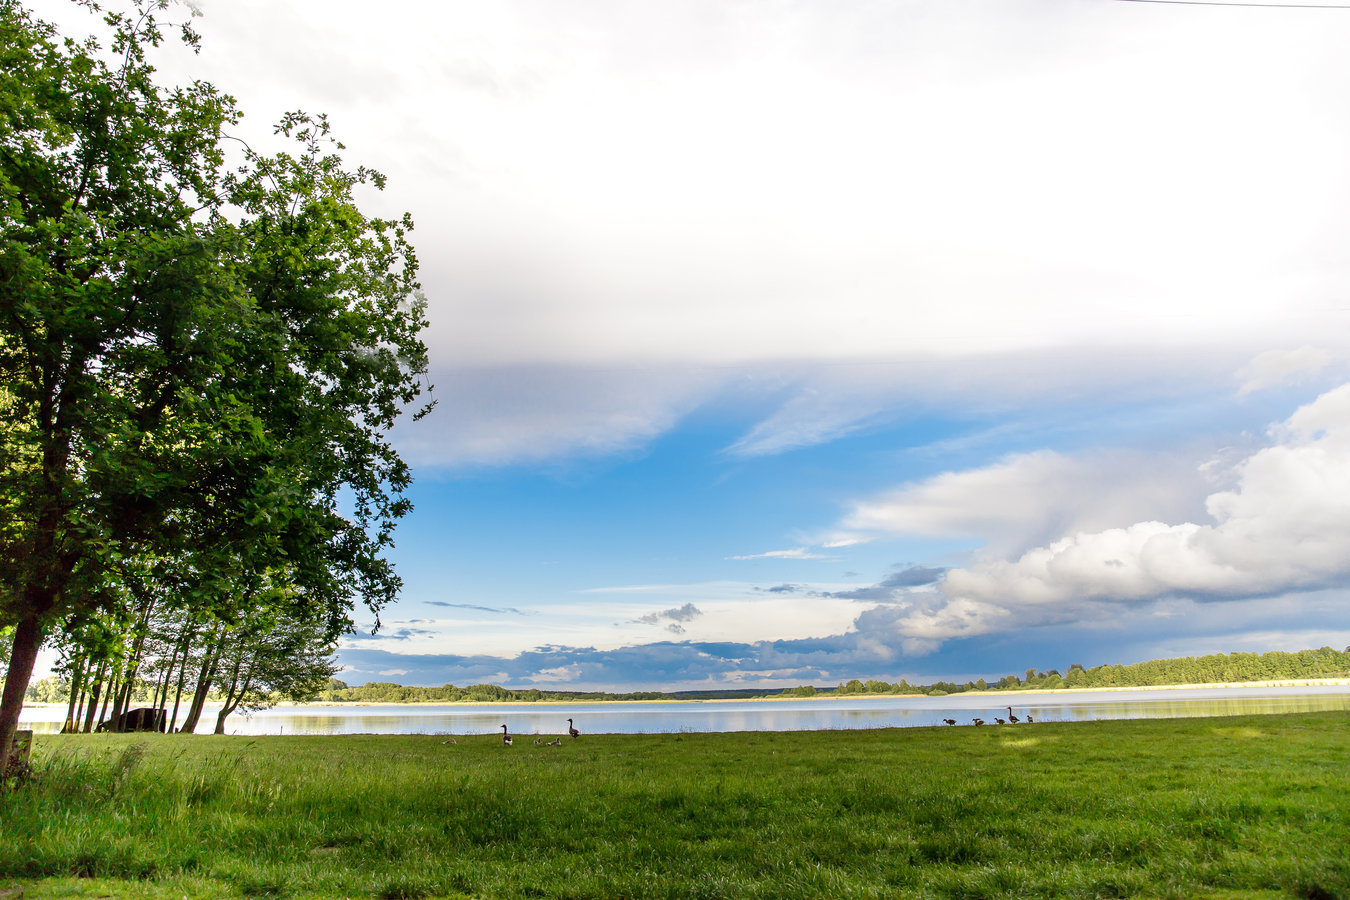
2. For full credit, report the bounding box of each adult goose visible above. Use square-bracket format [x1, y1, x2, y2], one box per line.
[568, 718, 580, 739]
[501, 724, 513, 746]
[942, 718, 957, 726]
[1007, 707, 1020, 724]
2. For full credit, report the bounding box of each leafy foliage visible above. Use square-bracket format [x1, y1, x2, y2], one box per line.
[0, 0, 430, 754]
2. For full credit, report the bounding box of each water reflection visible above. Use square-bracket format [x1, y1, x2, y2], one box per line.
[19, 684, 1350, 735]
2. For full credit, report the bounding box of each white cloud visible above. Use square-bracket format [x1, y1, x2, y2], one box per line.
[822, 536, 872, 548]
[887, 384, 1350, 643]
[382, 581, 879, 660]
[392, 365, 719, 468]
[1237, 347, 1335, 395]
[131, 0, 1350, 468]
[728, 548, 828, 561]
[529, 665, 584, 684]
[845, 448, 1214, 557]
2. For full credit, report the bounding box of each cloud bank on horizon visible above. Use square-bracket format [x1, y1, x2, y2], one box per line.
[855, 384, 1350, 648]
[50, 0, 1350, 688]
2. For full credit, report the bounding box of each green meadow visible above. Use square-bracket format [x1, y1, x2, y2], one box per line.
[1, 712, 1347, 899]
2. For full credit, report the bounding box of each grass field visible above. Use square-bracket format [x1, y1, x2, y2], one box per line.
[1, 711, 1346, 899]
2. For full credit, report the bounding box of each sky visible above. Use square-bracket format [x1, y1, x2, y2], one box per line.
[34, 0, 1350, 690]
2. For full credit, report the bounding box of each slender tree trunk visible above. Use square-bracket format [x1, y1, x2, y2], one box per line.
[166, 621, 202, 732]
[97, 658, 122, 731]
[62, 656, 85, 733]
[112, 661, 136, 726]
[180, 627, 224, 733]
[155, 635, 184, 715]
[73, 659, 94, 731]
[82, 659, 108, 733]
[213, 648, 251, 735]
[114, 596, 156, 723]
[0, 613, 46, 772]
[168, 644, 192, 733]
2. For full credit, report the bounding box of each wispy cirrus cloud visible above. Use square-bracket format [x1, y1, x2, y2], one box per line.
[728, 547, 829, 561]
[427, 601, 537, 616]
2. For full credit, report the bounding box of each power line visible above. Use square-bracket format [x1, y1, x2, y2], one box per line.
[1107, 0, 1350, 8]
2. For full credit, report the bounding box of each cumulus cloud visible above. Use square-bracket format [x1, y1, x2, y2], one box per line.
[887, 384, 1350, 644]
[635, 603, 704, 634]
[845, 447, 1215, 556]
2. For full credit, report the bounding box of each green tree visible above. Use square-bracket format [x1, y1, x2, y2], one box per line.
[210, 591, 339, 734]
[0, 1, 430, 763]
[22, 674, 66, 703]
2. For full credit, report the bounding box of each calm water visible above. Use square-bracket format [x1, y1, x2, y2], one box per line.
[19, 684, 1350, 735]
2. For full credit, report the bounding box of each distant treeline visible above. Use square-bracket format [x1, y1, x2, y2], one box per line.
[273, 646, 1350, 704]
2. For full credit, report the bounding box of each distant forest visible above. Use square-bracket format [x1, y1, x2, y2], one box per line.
[294, 646, 1350, 704]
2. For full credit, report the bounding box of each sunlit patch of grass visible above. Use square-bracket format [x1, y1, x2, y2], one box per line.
[994, 735, 1042, 748]
[1212, 725, 1272, 739]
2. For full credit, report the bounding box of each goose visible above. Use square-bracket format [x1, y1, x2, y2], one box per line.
[534, 738, 543, 745]
[1007, 707, 1020, 724]
[568, 718, 580, 739]
[942, 718, 957, 726]
[501, 724, 512, 746]
[994, 717, 1006, 725]
[972, 718, 985, 726]
[440, 738, 457, 745]
[547, 738, 562, 747]
[1025, 714, 1034, 724]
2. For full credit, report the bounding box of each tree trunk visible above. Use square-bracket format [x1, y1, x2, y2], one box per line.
[97, 658, 122, 731]
[155, 634, 184, 716]
[113, 596, 156, 725]
[167, 624, 199, 732]
[62, 655, 85, 733]
[0, 614, 46, 773]
[179, 628, 224, 733]
[82, 658, 108, 733]
[213, 648, 252, 735]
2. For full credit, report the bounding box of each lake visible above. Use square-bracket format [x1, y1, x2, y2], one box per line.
[19, 683, 1350, 735]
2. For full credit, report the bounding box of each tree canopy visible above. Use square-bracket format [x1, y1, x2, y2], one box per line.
[0, 0, 431, 762]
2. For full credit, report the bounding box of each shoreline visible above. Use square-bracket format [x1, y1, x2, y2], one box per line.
[290, 677, 1350, 707]
[20, 678, 1349, 712]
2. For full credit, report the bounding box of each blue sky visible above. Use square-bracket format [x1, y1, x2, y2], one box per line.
[38, 0, 1350, 689]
